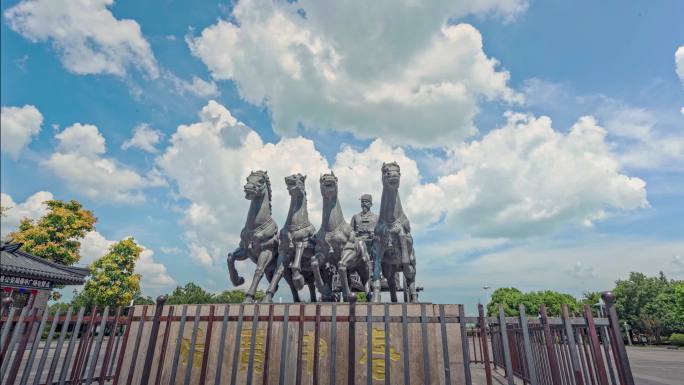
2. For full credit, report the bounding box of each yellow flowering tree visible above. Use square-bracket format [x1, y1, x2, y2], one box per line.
[82, 237, 142, 307]
[8, 199, 96, 265]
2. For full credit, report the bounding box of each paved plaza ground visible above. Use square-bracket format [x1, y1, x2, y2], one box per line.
[627, 346, 684, 385]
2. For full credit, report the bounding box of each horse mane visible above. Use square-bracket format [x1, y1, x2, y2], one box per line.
[250, 170, 272, 212]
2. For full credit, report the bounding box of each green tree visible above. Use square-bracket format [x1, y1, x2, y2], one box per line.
[81, 238, 142, 307]
[8, 199, 96, 265]
[487, 287, 524, 316]
[487, 287, 580, 317]
[166, 282, 215, 304]
[613, 272, 683, 341]
[214, 289, 265, 303]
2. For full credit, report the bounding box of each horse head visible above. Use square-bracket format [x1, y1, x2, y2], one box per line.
[285, 173, 307, 197]
[244, 170, 271, 201]
[381, 162, 401, 190]
[319, 171, 339, 199]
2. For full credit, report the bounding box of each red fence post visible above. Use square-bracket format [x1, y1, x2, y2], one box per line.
[601, 292, 635, 385]
[478, 304, 493, 385]
[539, 305, 562, 385]
[140, 296, 167, 385]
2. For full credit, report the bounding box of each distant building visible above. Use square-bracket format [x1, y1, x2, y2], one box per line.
[1, 242, 88, 310]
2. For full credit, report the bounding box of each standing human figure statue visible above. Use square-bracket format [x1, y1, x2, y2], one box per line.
[311, 172, 369, 301]
[264, 174, 317, 302]
[371, 162, 418, 303]
[350, 194, 377, 291]
[226, 170, 281, 303]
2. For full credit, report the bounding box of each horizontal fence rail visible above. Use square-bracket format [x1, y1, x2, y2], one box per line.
[0, 292, 634, 385]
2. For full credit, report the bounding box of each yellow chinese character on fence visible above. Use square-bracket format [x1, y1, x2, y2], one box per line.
[301, 331, 327, 374]
[239, 328, 266, 373]
[358, 327, 401, 381]
[180, 328, 205, 367]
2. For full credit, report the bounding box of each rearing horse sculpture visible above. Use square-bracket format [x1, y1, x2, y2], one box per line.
[227, 170, 279, 303]
[264, 174, 317, 302]
[371, 162, 418, 303]
[311, 172, 369, 301]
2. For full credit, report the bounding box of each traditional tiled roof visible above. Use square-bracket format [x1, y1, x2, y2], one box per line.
[0, 243, 88, 285]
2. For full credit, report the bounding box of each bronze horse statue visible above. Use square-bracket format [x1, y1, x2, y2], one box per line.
[264, 174, 317, 302]
[371, 162, 418, 303]
[227, 170, 281, 303]
[311, 172, 369, 302]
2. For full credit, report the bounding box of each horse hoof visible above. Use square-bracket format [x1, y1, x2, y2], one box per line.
[264, 294, 273, 303]
[235, 277, 245, 286]
[243, 296, 255, 304]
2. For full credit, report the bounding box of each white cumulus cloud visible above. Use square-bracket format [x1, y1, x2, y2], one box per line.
[1, 105, 43, 159]
[187, 0, 524, 147]
[43, 123, 165, 203]
[157, 101, 648, 276]
[1, 191, 53, 237]
[4, 0, 158, 77]
[122, 123, 163, 153]
[407, 112, 648, 237]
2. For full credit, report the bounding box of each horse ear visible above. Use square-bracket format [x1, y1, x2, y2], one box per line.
[331, 170, 335, 176]
[303, 175, 307, 181]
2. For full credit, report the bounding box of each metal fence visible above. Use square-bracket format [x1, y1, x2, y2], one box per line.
[469, 292, 634, 385]
[0, 293, 633, 385]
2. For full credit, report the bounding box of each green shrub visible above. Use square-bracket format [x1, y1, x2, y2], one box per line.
[670, 333, 684, 346]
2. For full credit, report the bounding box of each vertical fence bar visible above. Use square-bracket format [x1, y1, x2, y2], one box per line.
[85, 306, 110, 385]
[126, 305, 149, 385]
[348, 300, 356, 385]
[1, 306, 28, 378]
[313, 303, 321, 385]
[597, 325, 617, 385]
[246, 304, 260, 385]
[519, 305, 539, 385]
[384, 304, 391, 385]
[198, 305, 215, 385]
[140, 296, 167, 385]
[112, 306, 135, 385]
[329, 303, 337, 385]
[278, 304, 290, 385]
[183, 305, 203, 385]
[458, 304, 471, 385]
[33, 308, 61, 385]
[540, 306, 561, 385]
[478, 304, 493, 385]
[7, 308, 40, 385]
[498, 305, 515, 385]
[214, 305, 230, 385]
[401, 303, 410, 385]
[72, 306, 97, 383]
[366, 303, 372, 385]
[601, 292, 634, 385]
[168, 305, 188, 385]
[45, 307, 72, 385]
[20, 307, 49, 385]
[420, 304, 431, 385]
[262, 304, 274, 385]
[154, 306, 174, 385]
[230, 304, 245, 385]
[0, 306, 17, 363]
[99, 307, 123, 385]
[562, 305, 584, 385]
[296, 304, 305, 385]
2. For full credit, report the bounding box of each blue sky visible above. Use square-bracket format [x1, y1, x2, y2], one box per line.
[1, 0, 682, 310]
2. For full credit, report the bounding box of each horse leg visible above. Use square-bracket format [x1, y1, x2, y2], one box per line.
[311, 254, 332, 301]
[284, 271, 301, 303]
[307, 276, 317, 302]
[290, 242, 306, 290]
[264, 261, 285, 303]
[383, 263, 397, 303]
[338, 248, 355, 302]
[406, 248, 418, 302]
[245, 250, 273, 303]
[227, 248, 246, 286]
[370, 242, 384, 303]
